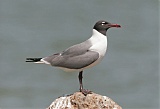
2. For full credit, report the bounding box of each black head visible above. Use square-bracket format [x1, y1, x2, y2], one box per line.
[93, 20, 121, 35]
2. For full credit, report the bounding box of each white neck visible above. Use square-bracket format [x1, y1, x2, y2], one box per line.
[88, 29, 107, 56]
[89, 29, 107, 41]
[91, 29, 107, 38]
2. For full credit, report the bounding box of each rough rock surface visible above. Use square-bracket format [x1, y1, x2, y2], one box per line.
[46, 92, 122, 109]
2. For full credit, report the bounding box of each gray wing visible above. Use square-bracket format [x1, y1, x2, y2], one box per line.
[43, 50, 99, 69]
[42, 39, 99, 69]
[61, 39, 92, 56]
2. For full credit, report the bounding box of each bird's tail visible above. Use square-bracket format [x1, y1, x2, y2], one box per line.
[26, 58, 42, 63]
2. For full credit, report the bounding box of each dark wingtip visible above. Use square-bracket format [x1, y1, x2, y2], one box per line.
[25, 58, 42, 62]
[26, 60, 34, 62]
[26, 58, 34, 62]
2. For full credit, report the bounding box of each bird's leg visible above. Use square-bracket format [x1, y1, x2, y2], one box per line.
[78, 71, 92, 95]
[78, 71, 83, 92]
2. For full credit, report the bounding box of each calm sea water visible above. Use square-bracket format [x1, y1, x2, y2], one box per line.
[0, 0, 159, 109]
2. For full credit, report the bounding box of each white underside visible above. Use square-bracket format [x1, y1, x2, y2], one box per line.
[34, 59, 50, 64]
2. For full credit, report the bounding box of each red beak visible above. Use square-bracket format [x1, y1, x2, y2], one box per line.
[108, 24, 121, 28]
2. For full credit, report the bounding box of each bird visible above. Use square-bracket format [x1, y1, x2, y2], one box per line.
[26, 20, 121, 95]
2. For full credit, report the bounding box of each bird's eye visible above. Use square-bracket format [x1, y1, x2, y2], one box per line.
[101, 22, 107, 25]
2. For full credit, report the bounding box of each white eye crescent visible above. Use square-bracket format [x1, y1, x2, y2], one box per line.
[101, 22, 106, 25]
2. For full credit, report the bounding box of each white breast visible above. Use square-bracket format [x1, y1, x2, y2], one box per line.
[89, 29, 107, 58]
[79, 29, 107, 70]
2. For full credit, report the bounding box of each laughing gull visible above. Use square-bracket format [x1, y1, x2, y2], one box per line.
[26, 20, 121, 95]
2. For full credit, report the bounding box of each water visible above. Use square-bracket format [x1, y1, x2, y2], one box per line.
[0, 0, 159, 108]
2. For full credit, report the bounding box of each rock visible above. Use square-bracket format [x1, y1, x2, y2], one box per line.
[46, 92, 122, 109]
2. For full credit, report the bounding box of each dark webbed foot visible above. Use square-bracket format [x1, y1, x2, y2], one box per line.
[80, 89, 92, 96]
